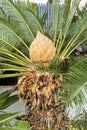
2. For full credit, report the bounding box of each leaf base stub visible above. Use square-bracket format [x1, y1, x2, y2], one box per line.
[18, 72, 69, 130]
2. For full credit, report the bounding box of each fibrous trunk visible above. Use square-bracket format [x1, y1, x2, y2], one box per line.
[18, 72, 69, 130]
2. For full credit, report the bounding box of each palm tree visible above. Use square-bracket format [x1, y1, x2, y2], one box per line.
[0, 0, 87, 130]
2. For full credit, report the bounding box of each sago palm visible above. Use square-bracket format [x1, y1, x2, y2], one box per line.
[0, 0, 87, 130]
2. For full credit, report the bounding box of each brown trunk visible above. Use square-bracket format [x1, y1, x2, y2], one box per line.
[18, 72, 69, 130]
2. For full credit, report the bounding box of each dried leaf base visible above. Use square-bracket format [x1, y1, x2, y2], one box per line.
[18, 72, 69, 130]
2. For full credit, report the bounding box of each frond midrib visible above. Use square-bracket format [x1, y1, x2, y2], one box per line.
[5, 0, 35, 39]
[0, 23, 29, 49]
[69, 80, 87, 103]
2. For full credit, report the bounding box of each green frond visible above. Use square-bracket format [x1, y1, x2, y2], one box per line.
[69, 9, 87, 38]
[40, 9, 48, 27]
[63, 0, 81, 38]
[47, 0, 87, 62]
[62, 0, 71, 30]
[0, 47, 31, 78]
[0, 36, 30, 63]
[63, 55, 87, 106]
[0, 56, 27, 67]
[0, 48, 31, 64]
[0, 62, 29, 71]
[56, 0, 71, 44]
[49, 0, 60, 41]
[0, 112, 21, 125]
[0, 0, 45, 53]
[61, 25, 87, 57]
[0, 0, 45, 79]
[26, 0, 39, 17]
[0, 0, 35, 42]
[0, 72, 26, 79]
[64, 9, 87, 56]
[23, 9, 44, 34]
[67, 37, 87, 57]
[15, 1, 44, 35]
[0, 23, 29, 50]
[56, 0, 72, 55]
[57, 0, 81, 56]
[53, 0, 60, 44]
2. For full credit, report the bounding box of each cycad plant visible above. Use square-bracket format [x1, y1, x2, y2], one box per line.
[0, 0, 87, 130]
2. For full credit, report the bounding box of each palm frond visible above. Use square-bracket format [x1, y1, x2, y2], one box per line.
[49, 0, 60, 41]
[0, 0, 34, 41]
[0, 47, 32, 78]
[0, 72, 25, 78]
[61, 25, 87, 57]
[47, 0, 86, 62]
[63, 55, 87, 106]
[61, 9, 87, 57]
[69, 9, 87, 39]
[63, 0, 81, 39]
[56, 0, 72, 55]
[26, 0, 39, 17]
[0, 0, 45, 79]
[62, 0, 71, 30]
[0, 23, 29, 50]
[58, 0, 81, 57]
[16, 1, 44, 35]
[0, 35, 30, 63]
[0, 47, 31, 64]
[40, 9, 48, 27]
[0, 0, 44, 45]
